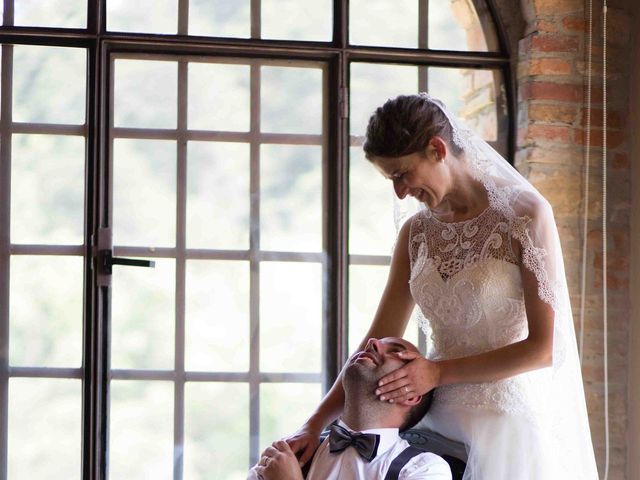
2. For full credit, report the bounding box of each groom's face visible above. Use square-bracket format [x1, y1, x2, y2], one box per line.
[345, 337, 417, 383]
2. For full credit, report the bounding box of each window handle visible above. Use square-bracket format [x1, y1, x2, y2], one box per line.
[100, 250, 155, 275]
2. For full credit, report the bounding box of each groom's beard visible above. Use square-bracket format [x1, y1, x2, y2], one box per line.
[342, 362, 392, 421]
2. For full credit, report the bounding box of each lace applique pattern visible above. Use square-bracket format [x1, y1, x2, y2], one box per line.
[408, 206, 544, 414]
[408, 207, 518, 283]
[432, 369, 553, 420]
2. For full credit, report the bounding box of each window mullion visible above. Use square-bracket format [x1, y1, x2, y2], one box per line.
[329, 51, 349, 376]
[0, 42, 14, 480]
[88, 38, 113, 480]
[248, 61, 261, 467]
[173, 59, 188, 480]
[250, 0, 261, 40]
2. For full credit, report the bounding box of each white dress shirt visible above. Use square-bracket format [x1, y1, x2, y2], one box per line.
[247, 420, 452, 480]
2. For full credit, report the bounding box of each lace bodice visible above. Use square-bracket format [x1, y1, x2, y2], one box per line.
[409, 207, 551, 416]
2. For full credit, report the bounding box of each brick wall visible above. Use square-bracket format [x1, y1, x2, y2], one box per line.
[515, 0, 633, 478]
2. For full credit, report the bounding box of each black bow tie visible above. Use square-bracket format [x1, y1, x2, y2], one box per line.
[328, 423, 380, 462]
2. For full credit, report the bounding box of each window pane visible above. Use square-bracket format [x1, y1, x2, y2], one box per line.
[260, 262, 322, 373]
[404, 316, 420, 348]
[188, 0, 250, 38]
[350, 0, 418, 48]
[428, 67, 500, 142]
[428, 0, 499, 52]
[109, 381, 174, 480]
[9, 256, 83, 367]
[13, 45, 86, 124]
[114, 59, 177, 129]
[260, 383, 322, 451]
[350, 63, 419, 137]
[350, 0, 499, 52]
[14, 0, 86, 28]
[261, 0, 332, 41]
[185, 260, 249, 372]
[113, 139, 176, 248]
[348, 265, 389, 353]
[260, 144, 323, 252]
[10, 134, 85, 245]
[187, 141, 250, 250]
[8, 378, 81, 479]
[348, 146, 396, 256]
[349, 63, 419, 256]
[188, 62, 250, 132]
[107, 0, 177, 34]
[348, 264, 420, 351]
[261, 66, 323, 134]
[111, 259, 175, 370]
[184, 383, 249, 480]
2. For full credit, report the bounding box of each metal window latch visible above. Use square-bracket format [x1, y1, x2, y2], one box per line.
[99, 250, 155, 275]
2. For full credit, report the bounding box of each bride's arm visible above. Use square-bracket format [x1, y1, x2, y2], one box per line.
[285, 219, 416, 464]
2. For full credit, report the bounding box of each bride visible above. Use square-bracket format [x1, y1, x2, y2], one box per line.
[286, 93, 599, 479]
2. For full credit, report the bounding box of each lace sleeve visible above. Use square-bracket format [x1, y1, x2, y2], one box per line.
[509, 189, 560, 311]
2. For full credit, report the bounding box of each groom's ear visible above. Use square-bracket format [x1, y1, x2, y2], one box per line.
[397, 394, 422, 407]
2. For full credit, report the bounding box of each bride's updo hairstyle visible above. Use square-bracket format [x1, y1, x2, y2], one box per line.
[363, 94, 464, 160]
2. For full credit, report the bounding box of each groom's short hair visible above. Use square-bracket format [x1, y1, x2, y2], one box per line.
[400, 388, 435, 432]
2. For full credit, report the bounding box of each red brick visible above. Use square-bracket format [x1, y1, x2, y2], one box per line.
[529, 58, 573, 76]
[529, 103, 579, 123]
[593, 271, 629, 291]
[574, 128, 626, 148]
[526, 166, 583, 216]
[533, 19, 562, 33]
[562, 16, 587, 32]
[527, 123, 573, 143]
[593, 252, 629, 290]
[612, 229, 629, 251]
[588, 88, 604, 104]
[522, 81, 583, 102]
[516, 144, 586, 167]
[576, 60, 602, 77]
[531, 0, 584, 15]
[587, 228, 629, 254]
[531, 34, 580, 53]
[580, 109, 625, 129]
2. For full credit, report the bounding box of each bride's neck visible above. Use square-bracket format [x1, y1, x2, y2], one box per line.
[435, 159, 487, 217]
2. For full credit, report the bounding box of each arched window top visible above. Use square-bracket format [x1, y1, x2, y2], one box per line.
[350, 0, 501, 53]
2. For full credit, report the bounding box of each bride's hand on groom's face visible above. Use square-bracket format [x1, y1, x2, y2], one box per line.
[374, 351, 440, 403]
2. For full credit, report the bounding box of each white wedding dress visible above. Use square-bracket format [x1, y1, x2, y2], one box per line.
[408, 199, 598, 479]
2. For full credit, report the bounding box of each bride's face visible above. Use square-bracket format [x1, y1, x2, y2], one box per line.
[371, 139, 451, 209]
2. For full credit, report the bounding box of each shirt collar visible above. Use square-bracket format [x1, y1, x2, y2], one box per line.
[337, 419, 400, 457]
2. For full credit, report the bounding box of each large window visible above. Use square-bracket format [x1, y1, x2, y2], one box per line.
[0, 1, 512, 479]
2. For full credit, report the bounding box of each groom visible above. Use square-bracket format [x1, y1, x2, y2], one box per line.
[248, 337, 451, 480]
